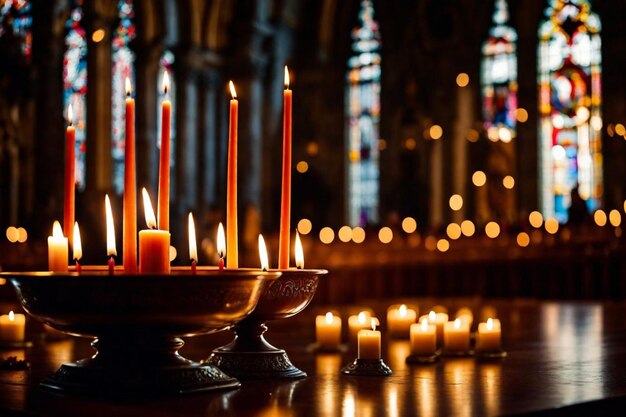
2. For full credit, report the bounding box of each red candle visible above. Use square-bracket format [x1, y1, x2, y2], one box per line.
[278, 67, 292, 269]
[123, 78, 137, 273]
[226, 81, 238, 268]
[158, 72, 171, 231]
[105, 194, 117, 276]
[64, 104, 76, 247]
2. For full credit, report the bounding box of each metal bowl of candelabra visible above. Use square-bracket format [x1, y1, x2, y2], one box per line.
[207, 268, 327, 379]
[2, 267, 280, 397]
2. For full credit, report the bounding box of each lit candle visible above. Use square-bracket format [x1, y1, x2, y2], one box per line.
[158, 71, 171, 231]
[0, 311, 26, 342]
[258, 234, 269, 271]
[357, 319, 381, 360]
[217, 222, 225, 271]
[278, 66, 292, 269]
[476, 318, 502, 352]
[188, 212, 197, 274]
[443, 318, 470, 351]
[387, 304, 417, 338]
[409, 320, 437, 356]
[123, 77, 137, 273]
[64, 104, 75, 246]
[226, 81, 238, 268]
[420, 311, 448, 347]
[105, 194, 117, 275]
[316, 312, 342, 350]
[295, 229, 304, 269]
[348, 311, 372, 341]
[138, 188, 170, 274]
[73, 221, 82, 274]
[48, 220, 68, 272]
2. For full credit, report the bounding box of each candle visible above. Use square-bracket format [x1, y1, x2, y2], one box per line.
[443, 318, 470, 351]
[420, 311, 448, 347]
[348, 311, 373, 341]
[476, 318, 502, 352]
[295, 230, 304, 269]
[455, 307, 474, 328]
[409, 320, 437, 356]
[358, 319, 381, 360]
[158, 72, 171, 231]
[105, 194, 117, 275]
[188, 212, 197, 274]
[64, 104, 75, 246]
[0, 311, 26, 342]
[123, 77, 137, 273]
[138, 188, 170, 274]
[217, 222, 225, 271]
[73, 221, 82, 274]
[278, 66, 293, 269]
[226, 81, 238, 268]
[258, 234, 269, 271]
[48, 220, 68, 272]
[316, 312, 342, 350]
[387, 304, 417, 338]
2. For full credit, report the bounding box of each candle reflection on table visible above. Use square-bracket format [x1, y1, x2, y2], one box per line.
[387, 340, 410, 371]
[444, 359, 474, 416]
[413, 365, 437, 417]
[479, 363, 502, 416]
[315, 354, 341, 415]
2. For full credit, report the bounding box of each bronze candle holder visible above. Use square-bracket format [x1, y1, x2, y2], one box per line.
[207, 268, 327, 379]
[2, 268, 280, 396]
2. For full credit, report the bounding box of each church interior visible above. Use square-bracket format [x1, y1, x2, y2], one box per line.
[1, 0, 626, 415]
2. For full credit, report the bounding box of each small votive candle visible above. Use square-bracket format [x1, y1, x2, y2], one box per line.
[358, 319, 381, 359]
[420, 311, 448, 347]
[476, 318, 502, 352]
[455, 307, 474, 328]
[387, 304, 417, 338]
[443, 318, 470, 351]
[316, 312, 342, 349]
[0, 311, 26, 342]
[48, 220, 69, 272]
[409, 320, 436, 356]
[348, 310, 372, 341]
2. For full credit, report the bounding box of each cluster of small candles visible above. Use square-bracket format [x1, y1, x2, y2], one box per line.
[47, 67, 299, 274]
[315, 305, 502, 361]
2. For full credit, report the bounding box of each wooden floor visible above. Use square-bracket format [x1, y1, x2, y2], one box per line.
[1, 299, 626, 416]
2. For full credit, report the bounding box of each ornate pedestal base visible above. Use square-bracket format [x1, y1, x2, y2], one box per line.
[207, 323, 306, 380]
[341, 359, 392, 377]
[42, 336, 240, 396]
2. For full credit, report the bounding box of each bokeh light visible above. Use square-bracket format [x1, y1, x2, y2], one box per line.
[517, 232, 530, 247]
[449, 194, 463, 211]
[6, 226, 18, 243]
[594, 210, 607, 227]
[544, 218, 559, 234]
[429, 125, 443, 140]
[402, 217, 417, 233]
[320, 227, 335, 244]
[436, 239, 450, 252]
[446, 223, 461, 240]
[456, 73, 469, 87]
[378, 227, 393, 244]
[515, 108, 528, 123]
[461, 220, 475, 237]
[502, 175, 515, 189]
[529, 211, 543, 228]
[352, 227, 366, 243]
[296, 161, 309, 173]
[297, 219, 312, 235]
[338, 226, 353, 242]
[472, 171, 486, 187]
[485, 222, 500, 239]
[609, 209, 621, 227]
[17, 227, 27, 243]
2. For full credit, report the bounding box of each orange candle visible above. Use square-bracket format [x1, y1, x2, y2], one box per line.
[48, 220, 69, 272]
[278, 66, 292, 269]
[139, 188, 170, 274]
[226, 81, 238, 268]
[64, 104, 76, 247]
[123, 77, 137, 273]
[158, 72, 171, 231]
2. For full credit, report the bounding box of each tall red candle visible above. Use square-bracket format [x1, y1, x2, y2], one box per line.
[64, 104, 76, 247]
[157, 71, 171, 231]
[226, 81, 238, 268]
[123, 78, 137, 273]
[278, 67, 292, 269]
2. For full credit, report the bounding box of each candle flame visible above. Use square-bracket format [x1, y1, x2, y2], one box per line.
[125, 77, 132, 96]
[9, 311, 14, 321]
[229, 80, 237, 100]
[258, 234, 269, 271]
[52, 220, 64, 238]
[399, 304, 407, 317]
[141, 188, 157, 229]
[295, 230, 304, 269]
[163, 71, 170, 95]
[487, 317, 493, 331]
[421, 319, 429, 331]
[454, 318, 461, 329]
[371, 318, 377, 331]
[73, 221, 82, 261]
[105, 194, 117, 257]
[284, 66, 290, 89]
[68, 104, 73, 126]
[217, 222, 226, 258]
[325, 312, 334, 324]
[429, 311, 437, 322]
[358, 311, 367, 324]
[188, 213, 197, 263]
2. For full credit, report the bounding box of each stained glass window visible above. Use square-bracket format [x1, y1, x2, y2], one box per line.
[157, 50, 175, 167]
[111, 0, 136, 194]
[0, 0, 32, 61]
[538, 0, 602, 222]
[63, 0, 87, 190]
[346, 0, 382, 227]
[481, 0, 517, 141]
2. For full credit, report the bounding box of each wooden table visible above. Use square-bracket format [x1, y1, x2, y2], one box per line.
[1, 299, 626, 416]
